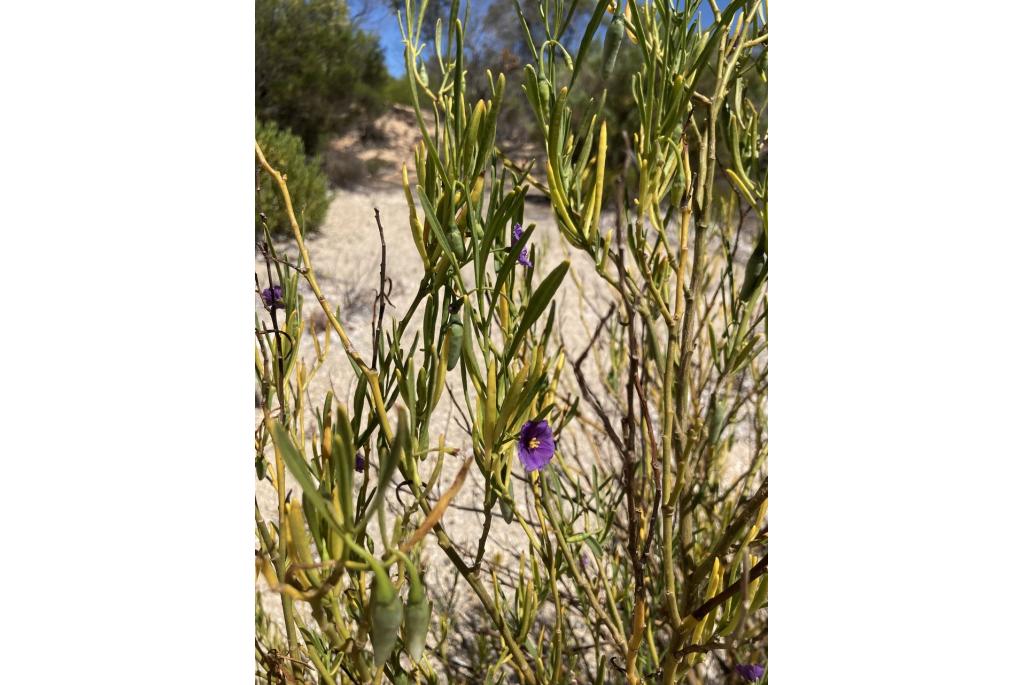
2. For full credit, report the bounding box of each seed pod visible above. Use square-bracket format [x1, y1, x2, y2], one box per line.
[447, 226, 466, 260]
[499, 497, 514, 524]
[538, 75, 551, 104]
[403, 588, 431, 661]
[602, 13, 625, 80]
[445, 312, 464, 371]
[538, 76, 551, 121]
[370, 575, 403, 667]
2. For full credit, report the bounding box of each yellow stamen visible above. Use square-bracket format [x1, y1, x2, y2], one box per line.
[528, 437, 540, 449]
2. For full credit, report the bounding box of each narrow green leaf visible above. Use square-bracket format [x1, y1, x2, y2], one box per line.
[569, 0, 613, 89]
[505, 261, 570, 363]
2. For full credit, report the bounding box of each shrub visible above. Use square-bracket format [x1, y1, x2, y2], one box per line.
[255, 119, 329, 237]
[256, 0, 390, 153]
[380, 73, 417, 108]
[322, 150, 368, 188]
[255, 1, 768, 683]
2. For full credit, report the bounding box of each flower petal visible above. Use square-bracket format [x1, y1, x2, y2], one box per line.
[519, 447, 552, 472]
[517, 420, 555, 471]
[735, 664, 765, 682]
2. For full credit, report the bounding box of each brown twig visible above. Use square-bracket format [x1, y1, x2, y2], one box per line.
[687, 481, 767, 605]
[688, 555, 767, 623]
[371, 207, 388, 371]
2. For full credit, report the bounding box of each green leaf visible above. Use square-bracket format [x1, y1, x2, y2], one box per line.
[504, 261, 570, 363]
[478, 187, 525, 284]
[569, 0, 613, 90]
[417, 185, 461, 269]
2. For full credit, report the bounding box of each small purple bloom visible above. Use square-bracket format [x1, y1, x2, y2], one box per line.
[517, 419, 555, 472]
[512, 223, 533, 267]
[734, 664, 765, 682]
[261, 285, 284, 309]
[354, 452, 365, 473]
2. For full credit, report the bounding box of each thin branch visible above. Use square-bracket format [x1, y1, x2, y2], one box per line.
[371, 207, 388, 371]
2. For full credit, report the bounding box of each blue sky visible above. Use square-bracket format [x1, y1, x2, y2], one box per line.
[356, 2, 413, 76]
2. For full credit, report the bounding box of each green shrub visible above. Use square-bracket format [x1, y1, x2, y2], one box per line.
[380, 74, 416, 108]
[256, 0, 390, 153]
[255, 120, 329, 237]
[256, 1, 768, 682]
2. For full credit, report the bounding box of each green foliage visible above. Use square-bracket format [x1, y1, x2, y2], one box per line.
[255, 119, 329, 237]
[511, 2, 769, 679]
[381, 73, 418, 108]
[463, 0, 598, 146]
[255, 1, 768, 682]
[256, 0, 390, 152]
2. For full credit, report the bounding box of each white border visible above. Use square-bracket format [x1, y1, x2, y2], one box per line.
[1, 1, 252, 681]
[3, 1, 1024, 682]
[774, 1, 1024, 682]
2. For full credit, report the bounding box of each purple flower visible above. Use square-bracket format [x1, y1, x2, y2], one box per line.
[261, 285, 284, 309]
[734, 664, 765, 682]
[517, 419, 555, 472]
[355, 452, 366, 473]
[512, 223, 533, 267]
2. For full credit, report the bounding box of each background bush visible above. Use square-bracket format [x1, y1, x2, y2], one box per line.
[256, 0, 390, 153]
[255, 119, 329, 237]
[322, 151, 368, 189]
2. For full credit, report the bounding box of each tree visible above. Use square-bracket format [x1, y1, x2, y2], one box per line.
[256, 0, 390, 153]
